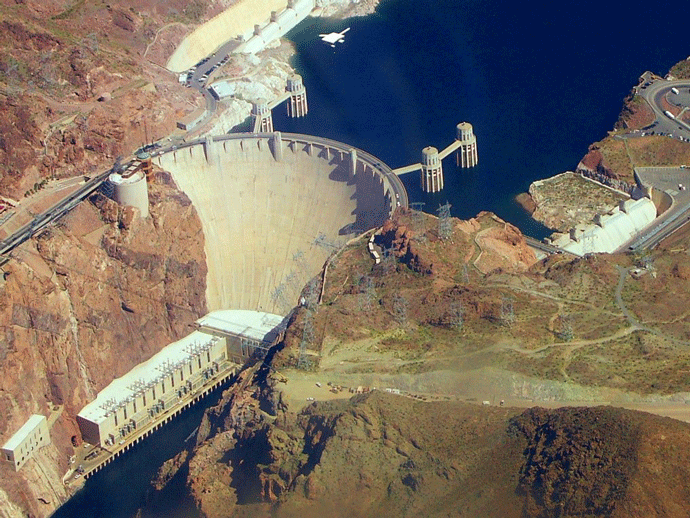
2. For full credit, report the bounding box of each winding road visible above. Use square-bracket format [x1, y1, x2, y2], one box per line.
[636, 78, 690, 138]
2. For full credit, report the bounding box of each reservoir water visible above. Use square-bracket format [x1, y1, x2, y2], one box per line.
[51, 1, 689, 516]
[275, 0, 688, 237]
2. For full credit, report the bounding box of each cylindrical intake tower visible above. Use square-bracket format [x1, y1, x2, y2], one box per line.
[286, 75, 308, 118]
[108, 171, 149, 218]
[421, 146, 443, 193]
[456, 122, 478, 168]
[251, 99, 273, 132]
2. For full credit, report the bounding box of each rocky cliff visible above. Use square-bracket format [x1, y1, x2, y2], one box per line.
[0, 171, 207, 518]
[160, 376, 690, 518]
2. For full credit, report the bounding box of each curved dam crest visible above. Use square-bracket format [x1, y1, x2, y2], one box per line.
[155, 133, 402, 314]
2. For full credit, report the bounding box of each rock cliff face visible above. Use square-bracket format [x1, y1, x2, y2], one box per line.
[576, 146, 635, 195]
[163, 380, 690, 518]
[377, 209, 536, 276]
[0, 172, 207, 518]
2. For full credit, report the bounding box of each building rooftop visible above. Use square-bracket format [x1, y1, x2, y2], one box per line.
[2, 415, 46, 451]
[78, 311, 287, 426]
[77, 330, 221, 425]
[109, 171, 145, 185]
[209, 81, 235, 100]
[196, 309, 287, 344]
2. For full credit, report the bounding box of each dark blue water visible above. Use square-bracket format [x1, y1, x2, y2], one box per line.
[274, 0, 687, 238]
[50, 388, 219, 518]
[51, 1, 689, 516]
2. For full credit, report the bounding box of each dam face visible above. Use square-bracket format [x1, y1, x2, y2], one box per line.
[155, 133, 402, 315]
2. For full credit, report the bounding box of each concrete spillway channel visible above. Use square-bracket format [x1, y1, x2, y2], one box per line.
[155, 132, 406, 315]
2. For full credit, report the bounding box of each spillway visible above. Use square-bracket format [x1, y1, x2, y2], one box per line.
[155, 133, 405, 315]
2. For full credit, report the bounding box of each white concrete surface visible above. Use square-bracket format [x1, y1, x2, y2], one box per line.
[157, 136, 389, 315]
[550, 197, 657, 255]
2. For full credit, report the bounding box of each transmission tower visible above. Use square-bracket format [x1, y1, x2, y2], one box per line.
[271, 283, 287, 311]
[379, 247, 397, 275]
[450, 302, 464, 331]
[313, 232, 340, 250]
[437, 202, 452, 241]
[410, 201, 426, 239]
[292, 250, 306, 269]
[358, 275, 377, 311]
[500, 295, 515, 327]
[462, 263, 469, 284]
[297, 279, 319, 370]
[392, 293, 408, 325]
[558, 313, 573, 342]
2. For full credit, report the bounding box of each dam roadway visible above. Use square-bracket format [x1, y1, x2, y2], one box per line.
[0, 133, 406, 271]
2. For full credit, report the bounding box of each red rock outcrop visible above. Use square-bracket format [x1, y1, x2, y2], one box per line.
[0, 175, 207, 517]
[376, 218, 435, 275]
[172, 389, 690, 518]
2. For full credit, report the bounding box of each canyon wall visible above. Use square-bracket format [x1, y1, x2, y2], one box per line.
[0, 174, 207, 518]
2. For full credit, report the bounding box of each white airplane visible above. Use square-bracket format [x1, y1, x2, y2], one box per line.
[319, 27, 350, 47]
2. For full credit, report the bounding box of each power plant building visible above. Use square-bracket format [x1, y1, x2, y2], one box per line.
[1, 415, 50, 471]
[76, 310, 286, 448]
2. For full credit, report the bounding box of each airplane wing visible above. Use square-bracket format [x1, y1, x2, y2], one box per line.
[319, 28, 351, 45]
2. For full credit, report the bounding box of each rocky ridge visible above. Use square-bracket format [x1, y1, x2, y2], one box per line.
[0, 171, 207, 518]
[161, 374, 690, 518]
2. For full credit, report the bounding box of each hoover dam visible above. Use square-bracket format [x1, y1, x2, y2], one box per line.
[154, 132, 407, 315]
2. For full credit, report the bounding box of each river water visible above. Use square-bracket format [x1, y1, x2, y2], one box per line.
[51, 1, 688, 516]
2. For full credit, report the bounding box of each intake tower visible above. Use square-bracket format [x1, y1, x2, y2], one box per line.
[456, 122, 478, 168]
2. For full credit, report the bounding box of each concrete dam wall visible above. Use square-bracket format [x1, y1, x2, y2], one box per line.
[155, 133, 404, 315]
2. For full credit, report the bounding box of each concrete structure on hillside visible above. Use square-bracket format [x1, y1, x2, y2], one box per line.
[240, 0, 315, 55]
[176, 107, 206, 131]
[154, 132, 406, 315]
[548, 197, 657, 255]
[76, 310, 285, 449]
[166, 0, 314, 73]
[1, 415, 50, 471]
[456, 122, 478, 168]
[393, 122, 479, 192]
[107, 171, 149, 218]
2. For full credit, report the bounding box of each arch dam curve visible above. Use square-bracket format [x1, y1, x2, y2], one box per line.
[153, 132, 408, 315]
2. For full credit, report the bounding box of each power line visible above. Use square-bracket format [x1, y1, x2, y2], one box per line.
[297, 278, 319, 370]
[437, 202, 452, 241]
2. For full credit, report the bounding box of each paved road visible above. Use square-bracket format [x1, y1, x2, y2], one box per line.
[181, 40, 244, 131]
[611, 79, 690, 250]
[0, 170, 113, 258]
[629, 78, 690, 141]
[623, 166, 690, 251]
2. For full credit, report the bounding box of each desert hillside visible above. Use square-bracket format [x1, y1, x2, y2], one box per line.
[160, 369, 690, 518]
